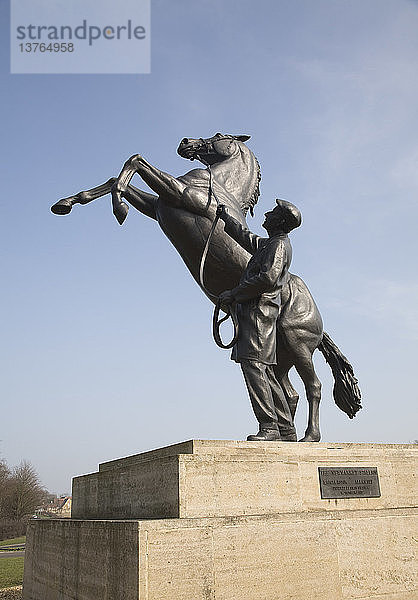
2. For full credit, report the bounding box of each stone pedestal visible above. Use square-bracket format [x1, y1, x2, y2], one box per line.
[23, 441, 418, 599]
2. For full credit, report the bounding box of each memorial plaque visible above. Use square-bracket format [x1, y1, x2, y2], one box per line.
[318, 466, 381, 499]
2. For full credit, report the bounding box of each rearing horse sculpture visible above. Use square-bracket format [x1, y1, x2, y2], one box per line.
[51, 133, 361, 441]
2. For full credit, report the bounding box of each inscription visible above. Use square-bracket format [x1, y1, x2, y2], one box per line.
[318, 466, 381, 499]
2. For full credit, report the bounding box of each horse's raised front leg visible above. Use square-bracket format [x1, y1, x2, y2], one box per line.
[122, 184, 157, 220]
[51, 178, 116, 215]
[51, 178, 158, 222]
[112, 154, 187, 223]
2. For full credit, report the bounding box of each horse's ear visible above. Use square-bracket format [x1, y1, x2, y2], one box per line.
[234, 135, 251, 142]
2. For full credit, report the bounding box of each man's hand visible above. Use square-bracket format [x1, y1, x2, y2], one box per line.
[216, 204, 228, 220]
[218, 289, 235, 307]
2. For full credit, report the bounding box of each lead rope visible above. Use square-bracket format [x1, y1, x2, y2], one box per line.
[199, 164, 239, 350]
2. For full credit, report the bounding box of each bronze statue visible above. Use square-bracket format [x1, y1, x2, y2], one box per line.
[51, 133, 361, 441]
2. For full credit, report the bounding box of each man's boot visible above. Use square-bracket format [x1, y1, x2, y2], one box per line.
[279, 427, 297, 442]
[247, 427, 281, 441]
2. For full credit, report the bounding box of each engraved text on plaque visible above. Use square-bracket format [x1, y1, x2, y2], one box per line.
[318, 467, 381, 499]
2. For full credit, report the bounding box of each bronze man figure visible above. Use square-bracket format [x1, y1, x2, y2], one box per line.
[217, 200, 302, 442]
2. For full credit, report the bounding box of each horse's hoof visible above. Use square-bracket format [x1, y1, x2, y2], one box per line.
[51, 199, 73, 215]
[298, 434, 321, 442]
[113, 201, 129, 225]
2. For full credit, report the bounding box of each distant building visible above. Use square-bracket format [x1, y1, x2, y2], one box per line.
[41, 496, 72, 518]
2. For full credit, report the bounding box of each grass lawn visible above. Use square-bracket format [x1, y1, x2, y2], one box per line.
[0, 538, 25, 548]
[0, 557, 24, 589]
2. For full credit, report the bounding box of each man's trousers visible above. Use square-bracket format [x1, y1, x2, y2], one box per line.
[240, 359, 295, 435]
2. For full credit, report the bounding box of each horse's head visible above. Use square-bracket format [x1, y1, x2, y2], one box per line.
[177, 133, 251, 165]
[177, 133, 260, 216]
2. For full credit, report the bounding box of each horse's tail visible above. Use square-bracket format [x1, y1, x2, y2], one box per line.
[318, 332, 362, 419]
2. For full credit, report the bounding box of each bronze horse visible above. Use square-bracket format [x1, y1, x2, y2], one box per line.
[51, 133, 361, 441]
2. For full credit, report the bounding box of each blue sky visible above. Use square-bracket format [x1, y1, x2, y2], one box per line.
[1, 0, 417, 494]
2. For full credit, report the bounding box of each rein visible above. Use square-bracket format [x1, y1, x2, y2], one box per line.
[198, 162, 239, 350]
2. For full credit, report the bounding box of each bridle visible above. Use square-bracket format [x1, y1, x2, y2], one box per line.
[194, 135, 235, 156]
[193, 138, 239, 350]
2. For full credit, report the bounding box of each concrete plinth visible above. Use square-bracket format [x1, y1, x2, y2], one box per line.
[23, 441, 418, 600]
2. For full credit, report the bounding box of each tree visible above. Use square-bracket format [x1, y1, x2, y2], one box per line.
[6, 461, 47, 521]
[0, 460, 9, 483]
[0, 460, 11, 518]
[0, 459, 49, 539]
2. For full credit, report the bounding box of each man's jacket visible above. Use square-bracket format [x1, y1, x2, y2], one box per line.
[222, 214, 292, 364]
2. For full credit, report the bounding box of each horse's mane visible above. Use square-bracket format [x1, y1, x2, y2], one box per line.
[237, 142, 261, 218]
[246, 154, 261, 217]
